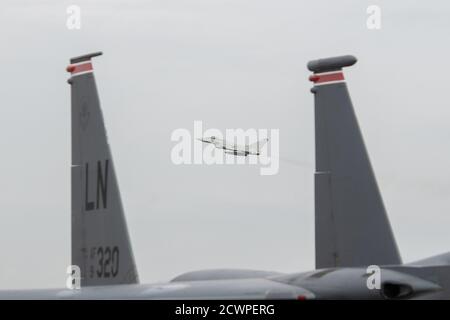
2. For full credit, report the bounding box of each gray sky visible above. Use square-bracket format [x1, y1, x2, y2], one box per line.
[1, 0, 450, 289]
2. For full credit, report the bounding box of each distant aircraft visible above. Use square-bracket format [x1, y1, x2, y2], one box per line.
[1, 53, 449, 299]
[198, 136, 269, 156]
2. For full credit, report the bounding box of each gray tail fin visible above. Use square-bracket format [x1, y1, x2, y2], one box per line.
[308, 55, 401, 269]
[68, 52, 139, 286]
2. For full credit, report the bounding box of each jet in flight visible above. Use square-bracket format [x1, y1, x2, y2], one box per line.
[198, 136, 269, 156]
[1, 53, 449, 299]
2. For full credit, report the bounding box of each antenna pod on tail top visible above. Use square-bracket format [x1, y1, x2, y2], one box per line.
[308, 55, 357, 87]
[66, 52, 103, 81]
[307, 55, 357, 73]
[70, 51, 103, 64]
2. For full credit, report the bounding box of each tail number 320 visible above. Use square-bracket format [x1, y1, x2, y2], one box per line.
[96, 246, 119, 278]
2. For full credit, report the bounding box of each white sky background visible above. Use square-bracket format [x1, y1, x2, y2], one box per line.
[0, 0, 449, 289]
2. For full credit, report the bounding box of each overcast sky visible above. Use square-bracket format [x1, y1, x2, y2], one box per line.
[1, 0, 450, 289]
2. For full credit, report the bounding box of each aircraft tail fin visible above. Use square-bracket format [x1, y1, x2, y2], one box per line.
[248, 138, 269, 154]
[309, 55, 402, 269]
[68, 52, 139, 286]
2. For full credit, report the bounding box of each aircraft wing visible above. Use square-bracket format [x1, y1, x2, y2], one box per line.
[224, 150, 248, 156]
